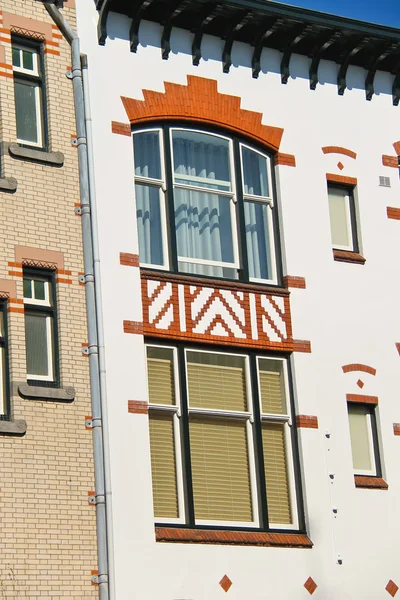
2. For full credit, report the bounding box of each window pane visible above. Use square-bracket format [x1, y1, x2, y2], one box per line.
[241, 146, 269, 197]
[34, 280, 46, 301]
[136, 183, 164, 266]
[23, 278, 32, 299]
[187, 351, 247, 411]
[190, 416, 252, 522]
[133, 131, 161, 180]
[262, 422, 291, 524]
[328, 187, 352, 248]
[172, 130, 231, 191]
[14, 81, 39, 144]
[0, 346, 5, 415]
[174, 188, 235, 269]
[0, 311, 4, 339]
[149, 412, 179, 518]
[22, 50, 34, 71]
[348, 405, 373, 472]
[12, 47, 21, 67]
[244, 201, 273, 280]
[25, 312, 50, 377]
[147, 347, 176, 406]
[258, 359, 287, 414]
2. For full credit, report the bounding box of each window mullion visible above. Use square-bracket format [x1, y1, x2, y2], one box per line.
[178, 345, 195, 525]
[249, 353, 269, 530]
[163, 125, 179, 273]
[233, 139, 249, 282]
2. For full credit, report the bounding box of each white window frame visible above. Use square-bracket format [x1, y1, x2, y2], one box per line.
[146, 344, 185, 524]
[170, 127, 241, 276]
[327, 184, 355, 252]
[133, 128, 170, 271]
[256, 356, 298, 530]
[23, 276, 54, 382]
[184, 347, 259, 528]
[12, 43, 44, 148]
[347, 403, 378, 477]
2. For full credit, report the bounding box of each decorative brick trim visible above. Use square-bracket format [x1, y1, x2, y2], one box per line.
[120, 252, 139, 267]
[393, 141, 400, 155]
[155, 527, 312, 548]
[326, 173, 357, 186]
[386, 580, 399, 597]
[123, 320, 143, 335]
[292, 340, 311, 353]
[111, 121, 131, 137]
[393, 423, 400, 436]
[337, 161, 344, 170]
[304, 577, 318, 595]
[2, 12, 53, 40]
[284, 276, 306, 289]
[333, 249, 366, 265]
[122, 76, 283, 152]
[387, 207, 400, 220]
[346, 393, 378, 405]
[274, 153, 296, 167]
[322, 146, 357, 159]
[296, 415, 318, 429]
[219, 575, 232, 593]
[354, 476, 388, 489]
[15, 246, 64, 271]
[342, 364, 376, 375]
[128, 400, 149, 415]
[0, 279, 16, 298]
[382, 155, 398, 168]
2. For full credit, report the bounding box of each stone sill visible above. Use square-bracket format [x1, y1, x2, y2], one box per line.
[155, 527, 312, 548]
[333, 249, 366, 264]
[0, 177, 17, 192]
[0, 419, 27, 436]
[354, 475, 388, 489]
[18, 383, 75, 402]
[8, 143, 64, 167]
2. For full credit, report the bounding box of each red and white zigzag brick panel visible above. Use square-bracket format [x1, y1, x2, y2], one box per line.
[141, 272, 294, 351]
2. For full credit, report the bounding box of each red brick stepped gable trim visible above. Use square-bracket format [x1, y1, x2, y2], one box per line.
[121, 75, 284, 152]
[342, 364, 376, 375]
[322, 146, 357, 159]
[155, 527, 312, 548]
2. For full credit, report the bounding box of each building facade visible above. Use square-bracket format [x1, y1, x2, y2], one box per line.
[76, 0, 400, 598]
[0, 0, 98, 597]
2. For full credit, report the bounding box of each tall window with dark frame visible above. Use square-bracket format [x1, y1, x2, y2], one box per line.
[347, 402, 382, 478]
[23, 271, 58, 386]
[0, 301, 10, 420]
[12, 38, 46, 149]
[133, 126, 280, 284]
[146, 344, 304, 531]
[327, 183, 359, 253]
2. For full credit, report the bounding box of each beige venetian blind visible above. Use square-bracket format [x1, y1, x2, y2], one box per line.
[262, 422, 291, 524]
[148, 413, 178, 519]
[348, 404, 373, 472]
[190, 416, 252, 522]
[187, 354, 247, 411]
[259, 369, 285, 414]
[147, 350, 175, 405]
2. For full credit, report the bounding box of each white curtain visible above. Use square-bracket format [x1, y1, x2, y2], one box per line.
[173, 135, 234, 277]
[136, 184, 163, 266]
[244, 201, 271, 280]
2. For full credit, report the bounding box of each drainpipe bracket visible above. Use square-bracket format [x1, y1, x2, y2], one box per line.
[66, 69, 73, 79]
[85, 418, 93, 429]
[78, 275, 85, 284]
[74, 206, 82, 215]
[71, 137, 78, 147]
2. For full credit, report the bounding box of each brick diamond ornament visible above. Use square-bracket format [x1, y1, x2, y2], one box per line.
[304, 577, 317, 595]
[337, 161, 344, 170]
[219, 575, 232, 593]
[357, 379, 365, 389]
[386, 580, 399, 597]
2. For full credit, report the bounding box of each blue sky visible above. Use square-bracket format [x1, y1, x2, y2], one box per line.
[280, 0, 400, 28]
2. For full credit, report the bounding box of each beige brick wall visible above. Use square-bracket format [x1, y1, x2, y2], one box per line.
[0, 1, 97, 597]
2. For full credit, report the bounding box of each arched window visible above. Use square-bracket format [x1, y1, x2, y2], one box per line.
[133, 126, 279, 284]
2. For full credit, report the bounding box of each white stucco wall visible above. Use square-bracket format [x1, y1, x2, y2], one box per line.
[76, 3, 400, 598]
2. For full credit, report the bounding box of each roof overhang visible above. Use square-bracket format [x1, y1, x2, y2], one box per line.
[93, 0, 400, 104]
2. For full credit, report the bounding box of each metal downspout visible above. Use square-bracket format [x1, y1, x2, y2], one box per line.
[43, 4, 109, 599]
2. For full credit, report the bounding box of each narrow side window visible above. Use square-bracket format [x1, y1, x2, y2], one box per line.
[12, 38, 45, 149]
[23, 271, 58, 385]
[327, 184, 358, 252]
[347, 403, 380, 477]
[0, 301, 10, 419]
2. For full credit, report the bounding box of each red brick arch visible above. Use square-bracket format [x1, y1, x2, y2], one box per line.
[342, 364, 376, 376]
[121, 75, 284, 152]
[322, 146, 357, 159]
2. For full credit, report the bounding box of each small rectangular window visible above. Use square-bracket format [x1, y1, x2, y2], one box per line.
[327, 184, 358, 252]
[23, 271, 58, 384]
[347, 403, 380, 476]
[12, 39, 45, 149]
[0, 302, 10, 419]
